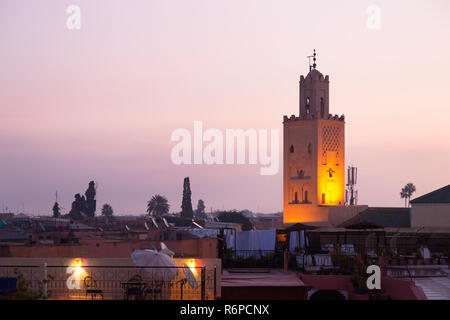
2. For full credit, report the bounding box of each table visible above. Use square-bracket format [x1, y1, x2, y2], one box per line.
[121, 282, 146, 300]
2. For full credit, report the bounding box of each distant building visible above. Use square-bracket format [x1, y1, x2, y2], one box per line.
[204, 221, 242, 232]
[410, 184, 450, 227]
[338, 207, 411, 228]
[250, 213, 284, 230]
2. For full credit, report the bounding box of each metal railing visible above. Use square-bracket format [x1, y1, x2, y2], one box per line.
[0, 265, 217, 300]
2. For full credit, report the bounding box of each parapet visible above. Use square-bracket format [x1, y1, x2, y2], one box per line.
[283, 113, 345, 123]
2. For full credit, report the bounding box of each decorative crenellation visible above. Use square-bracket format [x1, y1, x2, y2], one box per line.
[300, 74, 329, 83]
[283, 113, 345, 123]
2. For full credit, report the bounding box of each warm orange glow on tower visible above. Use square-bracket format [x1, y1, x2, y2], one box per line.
[283, 62, 345, 223]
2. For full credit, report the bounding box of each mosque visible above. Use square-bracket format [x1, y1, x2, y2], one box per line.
[283, 51, 362, 225]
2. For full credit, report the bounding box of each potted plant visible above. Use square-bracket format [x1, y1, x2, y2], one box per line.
[13, 268, 53, 300]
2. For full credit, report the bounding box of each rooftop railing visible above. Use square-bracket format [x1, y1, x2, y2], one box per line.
[0, 265, 217, 300]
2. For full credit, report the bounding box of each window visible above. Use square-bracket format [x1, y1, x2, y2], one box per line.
[328, 168, 335, 178]
[306, 97, 310, 114]
[320, 97, 324, 118]
[304, 190, 308, 202]
[290, 145, 294, 153]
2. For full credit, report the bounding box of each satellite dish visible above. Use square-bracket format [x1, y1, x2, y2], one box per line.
[181, 262, 197, 289]
[160, 242, 175, 257]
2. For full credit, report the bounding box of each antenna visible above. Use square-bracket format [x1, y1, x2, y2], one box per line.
[346, 165, 358, 205]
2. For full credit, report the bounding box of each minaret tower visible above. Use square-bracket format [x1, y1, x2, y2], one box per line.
[283, 50, 345, 223]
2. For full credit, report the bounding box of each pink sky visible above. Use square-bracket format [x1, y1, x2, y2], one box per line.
[1, 0, 450, 215]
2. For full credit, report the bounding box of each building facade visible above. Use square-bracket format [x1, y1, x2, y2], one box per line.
[283, 62, 345, 223]
[410, 185, 450, 227]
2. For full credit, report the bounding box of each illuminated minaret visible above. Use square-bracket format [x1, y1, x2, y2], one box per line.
[283, 50, 345, 223]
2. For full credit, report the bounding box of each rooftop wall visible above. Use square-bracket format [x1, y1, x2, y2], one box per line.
[0, 238, 218, 259]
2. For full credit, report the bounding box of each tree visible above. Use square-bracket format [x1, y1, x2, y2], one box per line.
[400, 183, 416, 207]
[68, 193, 87, 220]
[147, 195, 169, 217]
[68, 181, 97, 220]
[181, 177, 193, 219]
[52, 202, 61, 218]
[195, 199, 206, 219]
[101, 203, 114, 218]
[85, 181, 97, 217]
[400, 188, 408, 208]
[217, 210, 253, 231]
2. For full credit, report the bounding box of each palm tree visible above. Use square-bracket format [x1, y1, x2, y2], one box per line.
[147, 195, 170, 217]
[400, 183, 416, 207]
[400, 187, 408, 208]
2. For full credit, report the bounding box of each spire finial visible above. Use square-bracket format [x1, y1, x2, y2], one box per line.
[307, 49, 317, 71]
[313, 49, 317, 70]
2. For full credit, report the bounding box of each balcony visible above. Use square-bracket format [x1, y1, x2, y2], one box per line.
[0, 264, 218, 300]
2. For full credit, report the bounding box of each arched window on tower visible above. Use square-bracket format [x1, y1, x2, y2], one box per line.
[306, 97, 310, 115]
[290, 145, 294, 153]
[320, 97, 324, 118]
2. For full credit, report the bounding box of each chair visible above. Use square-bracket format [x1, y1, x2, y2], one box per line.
[84, 276, 103, 300]
[124, 274, 144, 300]
[313, 254, 333, 267]
[143, 280, 163, 300]
[341, 244, 355, 256]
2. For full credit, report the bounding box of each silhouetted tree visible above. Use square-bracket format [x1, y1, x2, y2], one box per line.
[195, 199, 206, 219]
[85, 181, 97, 217]
[101, 203, 114, 218]
[400, 188, 408, 208]
[181, 177, 193, 219]
[68, 181, 97, 220]
[147, 195, 169, 217]
[400, 183, 416, 207]
[217, 210, 253, 231]
[52, 202, 61, 218]
[69, 193, 87, 220]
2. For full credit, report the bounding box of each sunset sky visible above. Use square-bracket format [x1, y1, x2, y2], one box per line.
[1, 0, 450, 215]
